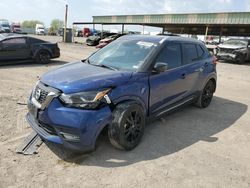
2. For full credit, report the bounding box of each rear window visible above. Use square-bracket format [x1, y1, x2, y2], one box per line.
[2, 38, 26, 44]
[182, 43, 198, 64]
[30, 38, 45, 44]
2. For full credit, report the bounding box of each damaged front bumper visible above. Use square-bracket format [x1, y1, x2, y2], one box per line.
[26, 97, 113, 152]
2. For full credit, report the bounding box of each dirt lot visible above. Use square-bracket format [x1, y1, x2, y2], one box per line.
[0, 35, 250, 188]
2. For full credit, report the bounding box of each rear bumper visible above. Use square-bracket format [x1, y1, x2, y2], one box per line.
[26, 98, 112, 151]
[52, 48, 60, 58]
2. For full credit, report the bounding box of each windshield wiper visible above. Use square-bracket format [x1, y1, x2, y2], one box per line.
[85, 59, 118, 71]
[91, 63, 118, 71]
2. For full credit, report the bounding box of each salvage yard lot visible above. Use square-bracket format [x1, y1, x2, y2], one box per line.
[0, 35, 250, 188]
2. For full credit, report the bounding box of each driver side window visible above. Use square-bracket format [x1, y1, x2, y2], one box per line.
[155, 43, 182, 69]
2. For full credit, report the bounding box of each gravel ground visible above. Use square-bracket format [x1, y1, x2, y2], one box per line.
[0, 35, 250, 188]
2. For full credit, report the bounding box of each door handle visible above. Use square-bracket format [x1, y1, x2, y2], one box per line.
[181, 73, 186, 79]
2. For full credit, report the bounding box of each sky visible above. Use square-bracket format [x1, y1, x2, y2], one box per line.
[0, 0, 250, 32]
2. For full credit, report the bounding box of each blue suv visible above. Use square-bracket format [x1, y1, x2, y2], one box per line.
[26, 35, 217, 151]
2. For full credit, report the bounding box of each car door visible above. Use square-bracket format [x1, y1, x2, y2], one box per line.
[180, 43, 205, 96]
[0, 37, 30, 61]
[149, 42, 191, 115]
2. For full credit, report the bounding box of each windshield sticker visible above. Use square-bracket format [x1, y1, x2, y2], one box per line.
[133, 65, 139, 69]
[137, 41, 154, 48]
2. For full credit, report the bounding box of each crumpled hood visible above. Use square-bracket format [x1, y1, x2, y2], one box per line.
[40, 61, 133, 94]
[218, 44, 246, 50]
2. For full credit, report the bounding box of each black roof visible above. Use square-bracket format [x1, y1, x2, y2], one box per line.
[0, 33, 30, 41]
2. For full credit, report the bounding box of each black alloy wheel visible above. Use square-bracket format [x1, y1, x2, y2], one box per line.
[124, 110, 144, 145]
[108, 102, 145, 150]
[200, 81, 215, 108]
[36, 50, 51, 64]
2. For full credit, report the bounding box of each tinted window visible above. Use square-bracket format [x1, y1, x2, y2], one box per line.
[156, 43, 182, 69]
[182, 43, 198, 64]
[197, 45, 205, 59]
[2, 38, 26, 44]
[30, 38, 44, 44]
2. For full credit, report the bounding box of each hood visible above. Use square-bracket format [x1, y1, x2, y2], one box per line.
[218, 44, 246, 50]
[40, 61, 133, 94]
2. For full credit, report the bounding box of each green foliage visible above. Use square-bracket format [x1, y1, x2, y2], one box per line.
[21, 20, 43, 28]
[49, 19, 64, 34]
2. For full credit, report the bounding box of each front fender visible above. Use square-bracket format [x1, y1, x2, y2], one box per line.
[109, 73, 149, 116]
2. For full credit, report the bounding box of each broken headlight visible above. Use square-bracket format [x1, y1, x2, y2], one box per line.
[59, 89, 111, 109]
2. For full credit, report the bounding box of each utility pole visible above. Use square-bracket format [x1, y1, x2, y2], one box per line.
[63, 4, 68, 42]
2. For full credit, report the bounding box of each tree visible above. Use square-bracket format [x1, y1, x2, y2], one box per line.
[21, 20, 43, 28]
[49, 19, 64, 34]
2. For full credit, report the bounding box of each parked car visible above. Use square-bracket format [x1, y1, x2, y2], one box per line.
[0, 20, 11, 33]
[35, 24, 45, 35]
[86, 32, 117, 46]
[217, 38, 250, 64]
[77, 30, 83, 37]
[0, 34, 60, 64]
[206, 44, 219, 56]
[96, 34, 126, 48]
[11, 23, 22, 33]
[26, 35, 217, 152]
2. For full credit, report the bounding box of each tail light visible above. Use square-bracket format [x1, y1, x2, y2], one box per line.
[212, 55, 218, 65]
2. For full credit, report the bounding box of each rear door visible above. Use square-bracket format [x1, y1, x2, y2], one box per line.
[149, 42, 189, 115]
[0, 37, 30, 60]
[181, 43, 207, 95]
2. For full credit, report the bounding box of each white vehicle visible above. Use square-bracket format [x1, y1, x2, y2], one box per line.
[35, 24, 45, 35]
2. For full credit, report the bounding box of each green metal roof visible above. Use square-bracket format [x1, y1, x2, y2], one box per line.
[93, 12, 250, 25]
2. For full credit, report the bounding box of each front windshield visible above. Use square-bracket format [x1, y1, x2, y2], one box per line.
[88, 38, 158, 71]
[224, 39, 248, 46]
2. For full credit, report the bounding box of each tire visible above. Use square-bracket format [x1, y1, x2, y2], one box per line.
[35, 50, 51, 64]
[237, 54, 246, 64]
[195, 80, 216, 108]
[108, 102, 145, 150]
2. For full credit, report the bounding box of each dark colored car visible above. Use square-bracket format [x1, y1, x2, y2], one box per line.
[96, 34, 126, 48]
[26, 35, 217, 152]
[0, 23, 11, 33]
[217, 38, 250, 64]
[86, 32, 117, 46]
[0, 34, 60, 64]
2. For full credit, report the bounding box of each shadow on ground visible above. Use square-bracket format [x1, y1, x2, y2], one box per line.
[0, 60, 68, 69]
[45, 96, 247, 167]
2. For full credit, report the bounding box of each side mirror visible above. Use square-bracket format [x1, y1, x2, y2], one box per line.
[153, 62, 168, 73]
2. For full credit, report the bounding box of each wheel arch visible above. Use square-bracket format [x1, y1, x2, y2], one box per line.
[112, 96, 148, 116]
[33, 47, 53, 58]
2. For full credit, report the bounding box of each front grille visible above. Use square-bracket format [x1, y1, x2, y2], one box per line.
[34, 85, 49, 104]
[219, 48, 235, 53]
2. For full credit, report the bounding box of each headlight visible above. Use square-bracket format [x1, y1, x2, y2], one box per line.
[59, 89, 111, 109]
